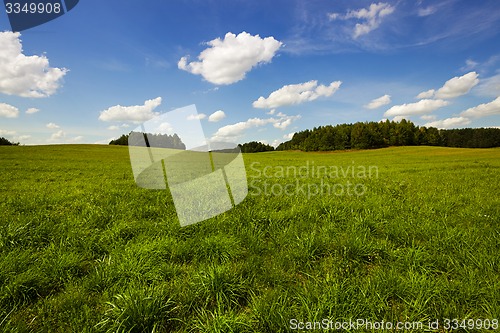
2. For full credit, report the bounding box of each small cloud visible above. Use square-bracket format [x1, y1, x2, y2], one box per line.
[26, 107, 40, 114]
[211, 113, 300, 142]
[208, 110, 226, 122]
[0, 102, 19, 118]
[460, 96, 500, 118]
[327, 12, 340, 20]
[420, 114, 437, 121]
[328, 3, 396, 39]
[107, 125, 119, 130]
[424, 117, 471, 129]
[435, 72, 479, 99]
[392, 115, 408, 122]
[187, 113, 207, 120]
[384, 99, 449, 117]
[17, 135, 31, 141]
[178, 31, 282, 85]
[416, 72, 479, 99]
[416, 89, 435, 99]
[0, 129, 16, 137]
[157, 122, 173, 133]
[49, 130, 65, 142]
[365, 94, 391, 109]
[99, 97, 162, 123]
[121, 123, 130, 128]
[461, 59, 478, 72]
[418, 6, 436, 17]
[283, 132, 295, 140]
[68, 136, 84, 143]
[253, 80, 342, 109]
[46, 122, 60, 129]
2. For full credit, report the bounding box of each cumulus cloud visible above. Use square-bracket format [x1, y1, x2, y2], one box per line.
[26, 108, 39, 114]
[384, 99, 449, 117]
[253, 80, 341, 109]
[416, 89, 435, 99]
[365, 94, 391, 109]
[424, 117, 471, 129]
[99, 97, 162, 123]
[460, 96, 500, 118]
[208, 110, 226, 122]
[46, 122, 60, 129]
[49, 130, 65, 142]
[187, 113, 207, 120]
[211, 113, 300, 142]
[416, 72, 479, 99]
[178, 32, 282, 85]
[329, 3, 395, 39]
[435, 72, 479, 99]
[107, 125, 119, 131]
[0, 31, 68, 98]
[283, 132, 295, 140]
[0, 103, 19, 118]
[0, 129, 16, 137]
[211, 117, 275, 142]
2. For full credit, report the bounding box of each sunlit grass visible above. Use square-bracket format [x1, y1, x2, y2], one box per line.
[0, 145, 499, 331]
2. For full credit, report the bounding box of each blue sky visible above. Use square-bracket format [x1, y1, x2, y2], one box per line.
[1, 0, 500, 146]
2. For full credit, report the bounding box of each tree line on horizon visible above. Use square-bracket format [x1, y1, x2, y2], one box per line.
[0, 137, 19, 146]
[276, 120, 500, 151]
[237, 120, 500, 153]
[109, 132, 186, 149]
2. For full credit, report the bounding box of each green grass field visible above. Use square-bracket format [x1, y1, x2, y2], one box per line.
[0, 145, 499, 332]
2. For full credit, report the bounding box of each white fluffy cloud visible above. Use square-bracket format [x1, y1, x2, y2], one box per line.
[0, 31, 68, 98]
[460, 96, 500, 118]
[0, 129, 16, 137]
[187, 113, 207, 120]
[283, 132, 295, 140]
[0, 103, 19, 118]
[46, 122, 60, 129]
[178, 32, 282, 85]
[99, 97, 162, 123]
[424, 117, 471, 129]
[253, 80, 341, 109]
[365, 94, 391, 109]
[329, 3, 395, 38]
[26, 108, 39, 114]
[384, 99, 449, 117]
[107, 125, 119, 131]
[211, 117, 275, 142]
[49, 130, 65, 142]
[420, 114, 437, 121]
[208, 110, 226, 122]
[211, 113, 300, 142]
[416, 89, 435, 99]
[416, 72, 479, 99]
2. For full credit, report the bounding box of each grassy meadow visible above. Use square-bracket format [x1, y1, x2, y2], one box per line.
[0, 145, 499, 332]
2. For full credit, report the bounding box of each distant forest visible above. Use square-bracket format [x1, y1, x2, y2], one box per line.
[108, 121, 500, 153]
[0, 137, 18, 146]
[109, 132, 186, 150]
[276, 120, 500, 152]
